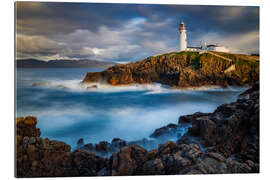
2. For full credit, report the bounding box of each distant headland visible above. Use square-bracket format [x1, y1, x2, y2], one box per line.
[16, 59, 117, 68]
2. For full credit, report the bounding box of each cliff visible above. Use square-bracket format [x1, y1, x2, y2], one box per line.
[16, 85, 259, 177]
[82, 51, 259, 87]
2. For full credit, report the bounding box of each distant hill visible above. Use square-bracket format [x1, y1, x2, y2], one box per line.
[16, 59, 117, 68]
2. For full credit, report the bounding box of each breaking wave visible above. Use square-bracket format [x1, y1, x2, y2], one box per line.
[17, 68, 248, 149]
[32, 78, 249, 95]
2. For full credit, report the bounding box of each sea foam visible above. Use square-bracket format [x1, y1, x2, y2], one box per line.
[33, 78, 248, 95]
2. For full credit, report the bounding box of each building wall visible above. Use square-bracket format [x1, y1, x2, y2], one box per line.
[180, 30, 187, 51]
[206, 46, 229, 52]
[186, 48, 200, 52]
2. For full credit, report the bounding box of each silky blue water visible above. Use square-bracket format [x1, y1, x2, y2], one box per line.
[16, 68, 247, 149]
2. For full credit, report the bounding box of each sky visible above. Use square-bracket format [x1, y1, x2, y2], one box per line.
[16, 2, 259, 62]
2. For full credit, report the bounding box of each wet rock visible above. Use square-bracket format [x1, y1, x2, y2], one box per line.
[49, 140, 71, 152]
[110, 138, 127, 150]
[96, 141, 109, 154]
[142, 158, 165, 175]
[214, 104, 238, 118]
[73, 149, 108, 176]
[16, 116, 41, 137]
[180, 143, 202, 162]
[206, 152, 226, 162]
[128, 138, 156, 150]
[78, 143, 95, 152]
[198, 117, 216, 145]
[225, 158, 253, 173]
[178, 112, 211, 124]
[16, 116, 109, 177]
[162, 151, 191, 174]
[110, 145, 147, 175]
[196, 156, 227, 174]
[97, 167, 111, 176]
[16, 84, 259, 176]
[145, 149, 158, 161]
[158, 141, 178, 155]
[32, 81, 50, 87]
[86, 85, 98, 89]
[150, 123, 178, 138]
[82, 72, 103, 83]
[77, 138, 84, 148]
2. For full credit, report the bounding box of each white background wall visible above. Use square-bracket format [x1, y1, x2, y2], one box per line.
[1, 0, 269, 180]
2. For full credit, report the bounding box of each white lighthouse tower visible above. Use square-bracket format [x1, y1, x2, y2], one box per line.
[179, 21, 187, 51]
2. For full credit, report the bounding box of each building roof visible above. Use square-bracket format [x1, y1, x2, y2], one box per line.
[187, 46, 202, 49]
[206, 44, 218, 47]
[179, 21, 186, 30]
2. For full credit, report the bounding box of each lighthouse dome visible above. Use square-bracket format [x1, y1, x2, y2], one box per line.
[180, 21, 186, 30]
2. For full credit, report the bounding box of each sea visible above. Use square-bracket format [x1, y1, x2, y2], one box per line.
[16, 68, 247, 149]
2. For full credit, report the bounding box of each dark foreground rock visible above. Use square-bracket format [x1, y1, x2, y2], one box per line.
[16, 116, 109, 177]
[16, 85, 259, 177]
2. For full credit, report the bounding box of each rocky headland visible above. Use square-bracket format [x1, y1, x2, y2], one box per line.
[16, 84, 259, 177]
[81, 51, 259, 88]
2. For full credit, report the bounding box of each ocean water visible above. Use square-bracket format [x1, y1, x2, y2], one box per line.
[16, 68, 247, 149]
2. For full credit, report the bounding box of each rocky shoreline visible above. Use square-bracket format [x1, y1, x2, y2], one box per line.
[82, 52, 259, 88]
[16, 84, 259, 177]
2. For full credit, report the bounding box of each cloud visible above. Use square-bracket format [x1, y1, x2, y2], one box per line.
[16, 34, 62, 54]
[17, 17, 177, 61]
[197, 30, 259, 54]
[15, 2, 259, 61]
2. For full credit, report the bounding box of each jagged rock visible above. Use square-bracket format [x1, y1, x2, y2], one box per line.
[110, 145, 147, 175]
[179, 143, 202, 162]
[190, 116, 217, 146]
[78, 138, 128, 156]
[82, 52, 259, 88]
[150, 123, 178, 138]
[111, 138, 127, 150]
[162, 151, 191, 174]
[86, 85, 98, 89]
[128, 138, 156, 150]
[73, 149, 108, 176]
[16, 85, 259, 176]
[16, 116, 41, 137]
[95, 141, 109, 153]
[178, 112, 211, 124]
[196, 156, 227, 174]
[16, 116, 109, 177]
[142, 158, 165, 175]
[158, 141, 178, 155]
[145, 149, 158, 161]
[82, 72, 103, 83]
[77, 138, 84, 147]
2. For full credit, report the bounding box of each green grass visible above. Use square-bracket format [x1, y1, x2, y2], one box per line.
[236, 59, 259, 71]
[175, 51, 199, 56]
[144, 51, 259, 72]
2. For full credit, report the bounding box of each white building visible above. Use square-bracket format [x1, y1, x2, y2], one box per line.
[204, 44, 229, 53]
[179, 22, 187, 51]
[179, 22, 229, 53]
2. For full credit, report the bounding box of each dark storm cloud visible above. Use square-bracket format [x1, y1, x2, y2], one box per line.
[16, 2, 259, 61]
[159, 5, 259, 34]
[16, 2, 145, 36]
